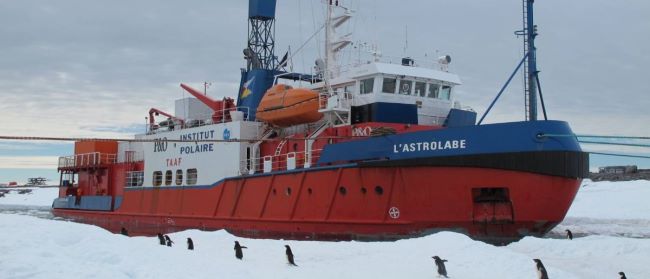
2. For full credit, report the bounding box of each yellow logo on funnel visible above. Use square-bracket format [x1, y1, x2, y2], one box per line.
[241, 77, 255, 99]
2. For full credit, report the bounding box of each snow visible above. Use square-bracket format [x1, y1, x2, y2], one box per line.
[567, 180, 650, 220]
[1, 181, 649, 279]
[0, 187, 58, 207]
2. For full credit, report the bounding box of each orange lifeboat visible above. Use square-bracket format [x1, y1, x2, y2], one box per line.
[256, 84, 323, 127]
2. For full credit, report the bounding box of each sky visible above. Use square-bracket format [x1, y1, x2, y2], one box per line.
[1, 0, 649, 183]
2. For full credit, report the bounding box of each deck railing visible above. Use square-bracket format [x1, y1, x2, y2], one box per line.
[58, 152, 117, 169]
[239, 149, 324, 175]
[147, 106, 251, 135]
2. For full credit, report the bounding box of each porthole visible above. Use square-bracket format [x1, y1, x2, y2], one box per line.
[375, 186, 384, 195]
[361, 187, 367, 194]
[339, 186, 347, 195]
[272, 188, 277, 195]
[286, 187, 292, 196]
[164, 170, 173, 186]
[307, 188, 313, 195]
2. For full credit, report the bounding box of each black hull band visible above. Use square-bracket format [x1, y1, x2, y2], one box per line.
[359, 151, 589, 179]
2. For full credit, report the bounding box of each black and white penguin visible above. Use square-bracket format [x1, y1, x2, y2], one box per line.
[432, 256, 448, 278]
[120, 227, 128, 236]
[619, 271, 627, 279]
[164, 235, 174, 247]
[565, 229, 573, 240]
[234, 241, 247, 260]
[533, 259, 549, 279]
[285, 245, 297, 266]
[157, 233, 165, 245]
[187, 238, 194, 250]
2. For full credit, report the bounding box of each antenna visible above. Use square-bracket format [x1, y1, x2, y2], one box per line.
[403, 25, 409, 56]
[203, 82, 211, 95]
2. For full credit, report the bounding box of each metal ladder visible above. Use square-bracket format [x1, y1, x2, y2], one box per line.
[274, 139, 287, 156]
[304, 120, 330, 168]
[522, 0, 530, 121]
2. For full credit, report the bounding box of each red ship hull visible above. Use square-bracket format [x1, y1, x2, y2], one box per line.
[53, 165, 581, 244]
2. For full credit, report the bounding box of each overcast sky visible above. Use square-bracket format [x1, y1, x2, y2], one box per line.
[1, 0, 649, 182]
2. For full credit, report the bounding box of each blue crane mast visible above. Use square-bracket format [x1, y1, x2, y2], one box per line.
[237, 0, 318, 121]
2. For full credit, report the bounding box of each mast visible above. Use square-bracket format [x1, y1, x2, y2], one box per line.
[324, 0, 352, 83]
[318, 0, 354, 126]
[523, 0, 539, 121]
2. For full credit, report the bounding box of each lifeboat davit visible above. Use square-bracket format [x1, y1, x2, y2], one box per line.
[256, 84, 323, 127]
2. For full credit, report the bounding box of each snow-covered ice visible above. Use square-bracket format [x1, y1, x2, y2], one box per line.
[0, 180, 648, 278]
[0, 187, 58, 207]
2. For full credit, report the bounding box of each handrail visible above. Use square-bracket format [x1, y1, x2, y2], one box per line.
[240, 149, 324, 175]
[58, 152, 117, 169]
[147, 106, 252, 135]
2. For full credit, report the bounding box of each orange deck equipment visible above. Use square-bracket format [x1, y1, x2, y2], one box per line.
[256, 84, 323, 127]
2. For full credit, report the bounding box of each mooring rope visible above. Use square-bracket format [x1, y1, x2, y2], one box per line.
[541, 133, 650, 140]
[0, 135, 362, 143]
[539, 133, 650, 159]
[589, 152, 650, 159]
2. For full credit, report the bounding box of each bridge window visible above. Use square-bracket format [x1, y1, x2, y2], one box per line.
[428, 83, 440, 98]
[399, 80, 413, 95]
[165, 170, 173, 186]
[440, 85, 452, 100]
[153, 171, 162, 187]
[187, 169, 198, 185]
[175, 170, 183, 186]
[359, 78, 375, 94]
[415, 82, 426, 97]
[382, 78, 396, 94]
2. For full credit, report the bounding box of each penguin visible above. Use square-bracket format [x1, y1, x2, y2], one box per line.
[432, 256, 448, 278]
[164, 235, 174, 247]
[565, 229, 573, 240]
[187, 238, 194, 250]
[120, 227, 128, 236]
[285, 245, 297, 266]
[157, 233, 165, 245]
[234, 241, 247, 260]
[533, 259, 549, 279]
[619, 271, 627, 279]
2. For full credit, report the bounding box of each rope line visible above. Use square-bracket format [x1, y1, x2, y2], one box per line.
[541, 133, 650, 140]
[0, 135, 364, 143]
[579, 141, 650, 148]
[588, 152, 650, 159]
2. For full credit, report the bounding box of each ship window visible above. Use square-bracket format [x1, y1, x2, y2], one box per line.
[186, 168, 198, 185]
[399, 80, 413, 95]
[286, 187, 292, 196]
[165, 170, 173, 186]
[382, 78, 397, 94]
[153, 171, 162, 187]
[440, 85, 452, 100]
[374, 186, 384, 195]
[339, 186, 347, 195]
[428, 83, 440, 98]
[175, 170, 183, 186]
[361, 187, 367, 194]
[136, 172, 144, 186]
[126, 171, 144, 187]
[415, 82, 426, 97]
[359, 78, 375, 94]
[307, 188, 313, 195]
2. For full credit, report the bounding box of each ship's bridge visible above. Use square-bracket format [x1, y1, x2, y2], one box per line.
[314, 61, 464, 126]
